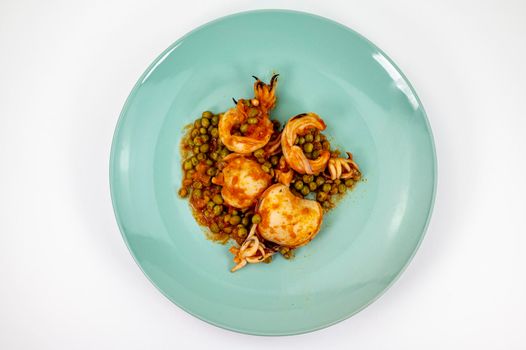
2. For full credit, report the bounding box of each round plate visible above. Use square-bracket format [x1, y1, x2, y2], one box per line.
[110, 10, 436, 335]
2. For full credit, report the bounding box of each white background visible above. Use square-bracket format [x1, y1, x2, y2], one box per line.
[1, 0, 525, 348]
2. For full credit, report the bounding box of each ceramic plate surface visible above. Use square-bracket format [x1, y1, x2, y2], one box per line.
[110, 10, 436, 335]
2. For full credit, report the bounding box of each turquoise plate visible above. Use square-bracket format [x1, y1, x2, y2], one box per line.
[110, 10, 436, 335]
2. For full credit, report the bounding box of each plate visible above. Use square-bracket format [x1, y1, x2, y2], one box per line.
[110, 10, 436, 335]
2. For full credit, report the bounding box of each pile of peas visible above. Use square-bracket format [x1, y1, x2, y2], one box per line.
[294, 127, 331, 160]
[290, 172, 356, 210]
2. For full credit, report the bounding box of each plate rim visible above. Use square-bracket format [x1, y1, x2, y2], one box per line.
[109, 8, 437, 336]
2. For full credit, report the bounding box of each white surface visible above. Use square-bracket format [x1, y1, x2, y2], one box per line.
[1, 0, 525, 348]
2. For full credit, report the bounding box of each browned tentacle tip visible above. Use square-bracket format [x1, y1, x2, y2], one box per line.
[291, 113, 307, 120]
[252, 75, 260, 81]
[270, 74, 279, 86]
[232, 97, 238, 105]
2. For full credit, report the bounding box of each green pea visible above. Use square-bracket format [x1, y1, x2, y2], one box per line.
[185, 170, 195, 179]
[294, 181, 304, 190]
[270, 156, 279, 166]
[312, 150, 320, 158]
[345, 179, 355, 187]
[257, 157, 265, 164]
[322, 201, 331, 209]
[192, 189, 202, 198]
[202, 111, 213, 119]
[190, 157, 199, 167]
[187, 139, 195, 147]
[338, 184, 347, 194]
[211, 115, 219, 125]
[309, 182, 317, 191]
[237, 227, 248, 238]
[213, 205, 223, 216]
[193, 181, 202, 189]
[207, 167, 216, 176]
[210, 128, 219, 138]
[261, 165, 270, 173]
[201, 118, 210, 128]
[194, 119, 201, 128]
[316, 177, 325, 186]
[201, 134, 209, 142]
[183, 160, 193, 170]
[316, 191, 328, 202]
[330, 186, 338, 195]
[205, 159, 213, 166]
[199, 127, 207, 135]
[253, 149, 264, 158]
[298, 137, 305, 145]
[219, 149, 229, 158]
[223, 227, 232, 234]
[252, 214, 262, 224]
[193, 146, 200, 154]
[210, 152, 219, 161]
[240, 124, 249, 133]
[303, 142, 314, 153]
[302, 174, 314, 183]
[229, 215, 241, 225]
[212, 194, 223, 205]
[305, 134, 313, 142]
[314, 134, 321, 142]
[210, 223, 220, 233]
[248, 108, 259, 118]
[199, 144, 209, 153]
[322, 183, 331, 193]
[196, 153, 206, 161]
[231, 210, 238, 216]
[247, 117, 258, 125]
[191, 129, 199, 138]
[301, 186, 310, 196]
[334, 179, 341, 185]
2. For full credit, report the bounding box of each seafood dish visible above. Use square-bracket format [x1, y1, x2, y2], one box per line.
[178, 75, 361, 272]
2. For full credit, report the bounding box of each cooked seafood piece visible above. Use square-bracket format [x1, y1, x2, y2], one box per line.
[281, 113, 331, 174]
[325, 152, 361, 180]
[256, 184, 323, 248]
[229, 224, 274, 272]
[212, 154, 272, 209]
[218, 75, 278, 154]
